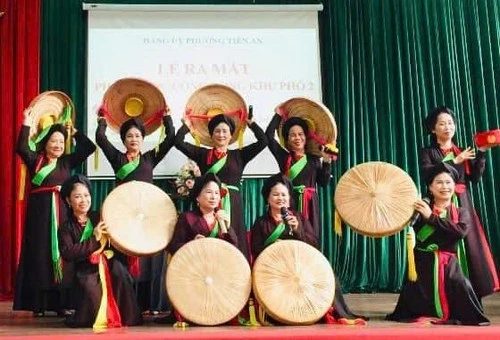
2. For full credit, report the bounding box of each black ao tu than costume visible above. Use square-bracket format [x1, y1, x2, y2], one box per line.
[96, 116, 175, 312]
[387, 205, 489, 325]
[265, 113, 331, 240]
[420, 144, 499, 297]
[175, 122, 267, 261]
[14, 126, 96, 312]
[251, 211, 363, 320]
[58, 211, 142, 327]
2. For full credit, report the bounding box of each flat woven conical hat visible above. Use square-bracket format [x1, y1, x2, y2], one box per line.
[102, 78, 167, 135]
[166, 238, 251, 325]
[27, 91, 75, 140]
[277, 97, 337, 157]
[184, 83, 247, 147]
[101, 181, 177, 256]
[334, 162, 418, 237]
[252, 240, 335, 325]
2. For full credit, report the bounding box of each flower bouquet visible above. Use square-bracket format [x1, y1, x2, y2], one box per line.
[173, 159, 201, 199]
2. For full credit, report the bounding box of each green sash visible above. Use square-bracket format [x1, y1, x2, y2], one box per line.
[207, 155, 227, 175]
[416, 210, 447, 243]
[288, 155, 307, 181]
[209, 221, 220, 238]
[79, 219, 94, 242]
[116, 156, 140, 180]
[264, 222, 286, 246]
[220, 184, 239, 226]
[32, 160, 58, 186]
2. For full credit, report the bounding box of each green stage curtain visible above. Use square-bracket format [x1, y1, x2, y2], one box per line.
[41, 0, 500, 292]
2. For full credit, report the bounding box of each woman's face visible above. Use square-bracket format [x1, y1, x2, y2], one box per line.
[267, 183, 290, 211]
[196, 181, 221, 211]
[432, 113, 456, 142]
[66, 183, 91, 216]
[211, 123, 232, 148]
[287, 125, 306, 152]
[429, 172, 455, 201]
[124, 127, 143, 152]
[44, 131, 65, 158]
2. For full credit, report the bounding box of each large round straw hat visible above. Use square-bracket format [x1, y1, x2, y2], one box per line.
[166, 238, 251, 326]
[252, 240, 335, 325]
[334, 162, 418, 237]
[102, 78, 167, 135]
[27, 91, 75, 141]
[277, 97, 337, 157]
[184, 83, 247, 147]
[101, 181, 177, 256]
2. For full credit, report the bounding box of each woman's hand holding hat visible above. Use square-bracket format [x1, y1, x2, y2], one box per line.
[23, 108, 33, 126]
[93, 221, 109, 241]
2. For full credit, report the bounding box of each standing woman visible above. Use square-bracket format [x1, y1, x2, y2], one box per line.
[420, 106, 498, 298]
[265, 105, 334, 241]
[95, 108, 175, 314]
[14, 107, 96, 316]
[175, 113, 267, 261]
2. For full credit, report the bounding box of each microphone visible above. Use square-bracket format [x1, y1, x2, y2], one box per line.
[215, 208, 228, 234]
[280, 207, 293, 235]
[248, 105, 253, 120]
[408, 197, 431, 227]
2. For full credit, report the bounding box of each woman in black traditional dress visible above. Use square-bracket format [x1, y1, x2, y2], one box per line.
[265, 108, 332, 241]
[387, 163, 489, 325]
[175, 113, 267, 261]
[157, 173, 237, 325]
[251, 174, 366, 324]
[167, 172, 237, 255]
[420, 106, 498, 298]
[96, 110, 175, 313]
[14, 108, 96, 316]
[58, 175, 142, 328]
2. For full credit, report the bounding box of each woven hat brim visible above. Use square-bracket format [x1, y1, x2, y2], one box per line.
[166, 238, 252, 325]
[184, 83, 247, 147]
[102, 78, 167, 136]
[252, 240, 335, 325]
[277, 97, 337, 157]
[334, 162, 418, 237]
[27, 91, 75, 140]
[102, 181, 177, 256]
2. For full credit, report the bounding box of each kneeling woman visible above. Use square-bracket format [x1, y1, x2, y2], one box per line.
[387, 163, 489, 326]
[251, 174, 366, 324]
[167, 172, 237, 255]
[58, 175, 142, 328]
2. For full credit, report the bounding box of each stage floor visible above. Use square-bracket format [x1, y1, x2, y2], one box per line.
[1, 293, 500, 339]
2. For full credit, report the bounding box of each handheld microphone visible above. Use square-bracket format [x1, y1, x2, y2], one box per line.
[408, 197, 431, 227]
[248, 105, 253, 120]
[280, 207, 293, 235]
[215, 207, 228, 234]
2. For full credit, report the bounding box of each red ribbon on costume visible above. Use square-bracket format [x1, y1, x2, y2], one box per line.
[207, 148, 227, 165]
[300, 187, 316, 219]
[89, 253, 122, 328]
[454, 183, 466, 194]
[437, 251, 453, 321]
[127, 256, 140, 278]
[442, 144, 471, 175]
